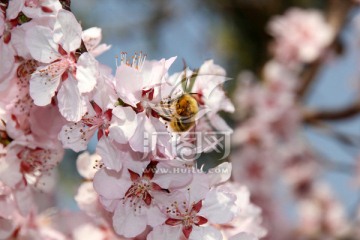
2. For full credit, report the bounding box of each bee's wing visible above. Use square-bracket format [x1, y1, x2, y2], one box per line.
[152, 102, 176, 120]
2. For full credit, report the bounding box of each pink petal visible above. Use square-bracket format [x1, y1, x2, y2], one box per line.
[188, 225, 223, 240]
[76, 152, 99, 179]
[0, 218, 15, 239]
[57, 74, 87, 121]
[26, 26, 61, 63]
[112, 202, 147, 238]
[198, 188, 237, 224]
[108, 106, 137, 144]
[147, 225, 183, 240]
[115, 64, 142, 107]
[128, 112, 156, 152]
[207, 162, 232, 187]
[6, 0, 24, 20]
[14, 187, 34, 216]
[151, 162, 193, 190]
[230, 233, 259, 240]
[53, 9, 82, 53]
[29, 63, 65, 106]
[0, 159, 22, 188]
[93, 168, 130, 200]
[76, 52, 98, 94]
[58, 122, 95, 152]
[0, 42, 15, 91]
[96, 138, 124, 172]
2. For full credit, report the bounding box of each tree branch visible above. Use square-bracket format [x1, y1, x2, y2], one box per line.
[302, 102, 360, 122]
[59, 0, 71, 11]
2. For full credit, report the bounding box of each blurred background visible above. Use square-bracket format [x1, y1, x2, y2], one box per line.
[57, 0, 360, 238]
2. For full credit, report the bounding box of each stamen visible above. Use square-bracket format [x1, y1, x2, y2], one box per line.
[119, 51, 147, 70]
[115, 55, 119, 67]
[120, 52, 127, 65]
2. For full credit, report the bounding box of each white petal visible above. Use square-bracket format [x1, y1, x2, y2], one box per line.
[75, 182, 101, 217]
[0, 159, 22, 188]
[229, 233, 259, 240]
[113, 202, 147, 238]
[152, 162, 192, 190]
[142, 57, 176, 89]
[115, 65, 142, 107]
[146, 206, 167, 227]
[76, 152, 100, 179]
[0, 12, 4, 36]
[82, 27, 102, 47]
[29, 64, 64, 106]
[0, 42, 15, 90]
[53, 9, 82, 52]
[209, 114, 233, 132]
[14, 187, 33, 216]
[10, 24, 31, 58]
[0, 218, 15, 239]
[189, 225, 223, 240]
[76, 52, 98, 93]
[6, 0, 24, 20]
[90, 44, 111, 57]
[129, 113, 156, 152]
[58, 122, 95, 152]
[147, 225, 182, 240]
[22, 0, 62, 19]
[57, 75, 86, 121]
[96, 138, 124, 172]
[208, 162, 232, 187]
[81, 27, 110, 57]
[26, 26, 60, 63]
[198, 188, 237, 224]
[93, 168, 130, 200]
[109, 106, 137, 144]
[72, 223, 105, 240]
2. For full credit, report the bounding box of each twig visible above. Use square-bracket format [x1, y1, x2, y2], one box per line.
[59, 0, 71, 11]
[302, 102, 360, 122]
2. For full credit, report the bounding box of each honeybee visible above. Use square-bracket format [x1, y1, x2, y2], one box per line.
[157, 93, 199, 132]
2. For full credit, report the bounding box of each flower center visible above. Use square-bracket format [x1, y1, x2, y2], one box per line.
[123, 178, 152, 212]
[165, 200, 208, 239]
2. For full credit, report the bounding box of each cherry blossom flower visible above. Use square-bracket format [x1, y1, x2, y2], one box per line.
[74, 152, 106, 219]
[26, 9, 99, 121]
[93, 160, 191, 238]
[148, 163, 236, 240]
[268, 8, 334, 65]
[219, 183, 267, 240]
[113, 53, 178, 154]
[82, 27, 111, 57]
[0, 138, 63, 191]
[6, 0, 61, 20]
[296, 182, 350, 238]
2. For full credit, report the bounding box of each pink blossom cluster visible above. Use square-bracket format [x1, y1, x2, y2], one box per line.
[267, 8, 334, 68]
[231, 7, 360, 240]
[0, 0, 265, 239]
